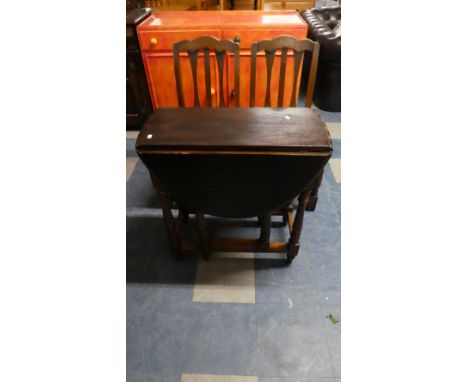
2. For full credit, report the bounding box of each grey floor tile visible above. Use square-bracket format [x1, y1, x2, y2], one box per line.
[127, 216, 198, 284]
[309, 249, 340, 297]
[320, 305, 341, 378]
[127, 138, 137, 157]
[256, 304, 334, 378]
[255, 282, 319, 306]
[303, 214, 341, 255]
[126, 161, 162, 209]
[126, 301, 192, 374]
[181, 303, 257, 375]
[127, 284, 195, 325]
[259, 378, 339, 382]
[126, 371, 180, 382]
[331, 140, 340, 159]
[255, 253, 317, 305]
[182, 374, 257, 382]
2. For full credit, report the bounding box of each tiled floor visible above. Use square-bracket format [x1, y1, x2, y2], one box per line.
[127, 110, 341, 382]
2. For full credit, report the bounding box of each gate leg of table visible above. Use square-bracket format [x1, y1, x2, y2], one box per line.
[306, 169, 324, 212]
[195, 212, 210, 261]
[257, 212, 271, 250]
[154, 176, 181, 260]
[287, 190, 311, 263]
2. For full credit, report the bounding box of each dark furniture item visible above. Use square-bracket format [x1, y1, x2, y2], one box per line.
[126, 8, 153, 130]
[173, 36, 240, 107]
[301, 7, 341, 112]
[136, 107, 332, 263]
[250, 35, 322, 211]
[127, 0, 146, 10]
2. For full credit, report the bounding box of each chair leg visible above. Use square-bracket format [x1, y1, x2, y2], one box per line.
[287, 190, 311, 263]
[154, 175, 181, 260]
[195, 212, 210, 261]
[257, 212, 271, 250]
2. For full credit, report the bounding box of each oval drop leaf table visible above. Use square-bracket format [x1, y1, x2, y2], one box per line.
[136, 107, 332, 263]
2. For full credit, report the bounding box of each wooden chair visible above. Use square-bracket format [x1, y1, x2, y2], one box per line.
[250, 34, 319, 108]
[250, 35, 323, 226]
[173, 35, 240, 107]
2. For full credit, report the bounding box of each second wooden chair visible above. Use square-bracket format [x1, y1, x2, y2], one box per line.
[173, 35, 240, 108]
[250, 34, 319, 108]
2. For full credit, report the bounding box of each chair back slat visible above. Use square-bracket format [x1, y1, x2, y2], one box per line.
[249, 44, 258, 107]
[187, 49, 200, 107]
[264, 49, 275, 107]
[215, 50, 226, 107]
[289, 50, 304, 107]
[305, 43, 320, 108]
[203, 48, 212, 107]
[173, 36, 240, 108]
[173, 50, 185, 107]
[233, 49, 240, 107]
[277, 47, 288, 108]
[250, 35, 320, 108]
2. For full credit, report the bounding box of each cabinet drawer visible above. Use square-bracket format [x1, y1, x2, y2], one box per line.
[223, 28, 306, 50]
[283, 2, 316, 11]
[139, 30, 222, 51]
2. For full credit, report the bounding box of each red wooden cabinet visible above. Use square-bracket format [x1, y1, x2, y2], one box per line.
[137, 10, 307, 108]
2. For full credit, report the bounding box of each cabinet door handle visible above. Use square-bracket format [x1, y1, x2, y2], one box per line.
[233, 35, 241, 43]
[150, 37, 158, 45]
[210, 88, 216, 95]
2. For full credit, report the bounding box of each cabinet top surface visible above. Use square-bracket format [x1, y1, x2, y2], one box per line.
[136, 108, 332, 155]
[137, 10, 307, 31]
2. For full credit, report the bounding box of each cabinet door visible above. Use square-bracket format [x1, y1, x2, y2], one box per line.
[143, 53, 220, 108]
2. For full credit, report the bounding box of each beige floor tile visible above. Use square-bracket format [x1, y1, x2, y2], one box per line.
[181, 374, 257, 382]
[126, 131, 139, 139]
[326, 122, 341, 140]
[329, 158, 341, 183]
[126, 158, 138, 181]
[193, 252, 255, 304]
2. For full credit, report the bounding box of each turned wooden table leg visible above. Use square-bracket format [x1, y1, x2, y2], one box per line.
[257, 212, 271, 250]
[179, 207, 189, 223]
[154, 176, 181, 260]
[195, 212, 210, 261]
[306, 169, 324, 211]
[287, 190, 311, 263]
[258, 215, 264, 227]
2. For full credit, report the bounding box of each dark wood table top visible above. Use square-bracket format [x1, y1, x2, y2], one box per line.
[136, 108, 332, 155]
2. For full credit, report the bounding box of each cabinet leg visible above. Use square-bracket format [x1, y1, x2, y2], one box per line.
[195, 212, 210, 261]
